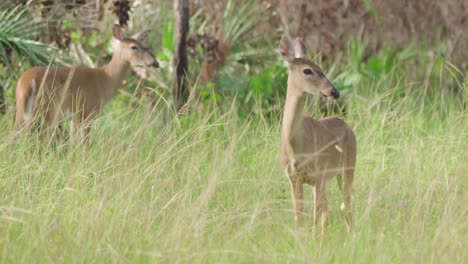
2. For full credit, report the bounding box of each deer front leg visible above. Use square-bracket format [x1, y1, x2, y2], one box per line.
[288, 175, 304, 231]
[75, 110, 97, 143]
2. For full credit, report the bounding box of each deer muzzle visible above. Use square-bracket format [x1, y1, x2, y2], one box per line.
[320, 86, 340, 99]
[150, 61, 159, 68]
[330, 87, 340, 99]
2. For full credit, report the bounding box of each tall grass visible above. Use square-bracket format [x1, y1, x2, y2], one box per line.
[0, 67, 466, 263]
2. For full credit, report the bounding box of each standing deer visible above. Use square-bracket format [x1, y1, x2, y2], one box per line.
[279, 36, 356, 232]
[14, 25, 159, 141]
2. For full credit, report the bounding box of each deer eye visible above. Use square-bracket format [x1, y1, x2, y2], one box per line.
[131, 46, 138, 50]
[303, 68, 313, 75]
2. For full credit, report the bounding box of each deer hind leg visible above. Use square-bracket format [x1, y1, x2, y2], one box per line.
[312, 179, 329, 229]
[37, 108, 57, 146]
[14, 80, 37, 134]
[13, 96, 27, 142]
[342, 151, 356, 232]
[288, 175, 304, 231]
[337, 173, 343, 193]
[14, 102, 25, 131]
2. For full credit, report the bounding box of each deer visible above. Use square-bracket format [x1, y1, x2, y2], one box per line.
[14, 24, 159, 142]
[279, 36, 357, 233]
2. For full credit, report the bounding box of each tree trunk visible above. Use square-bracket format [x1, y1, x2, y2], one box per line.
[0, 82, 5, 115]
[172, 0, 189, 112]
[0, 48, 14, 115]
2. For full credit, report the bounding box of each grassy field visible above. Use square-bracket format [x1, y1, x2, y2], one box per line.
[0, 71, 466, 263]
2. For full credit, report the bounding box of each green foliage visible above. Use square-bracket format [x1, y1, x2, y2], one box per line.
[0, 2, 61, 66]
[159, 16, 174, 63]
[222, 0, 275, 69]
[335, 39, 418, 93]
[247, 59, 287, 103]
[222, 0, 271, 46]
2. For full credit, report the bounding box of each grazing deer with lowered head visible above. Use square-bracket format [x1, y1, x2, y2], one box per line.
[14, 25, 159, 141]
[279, 36, 356, 232]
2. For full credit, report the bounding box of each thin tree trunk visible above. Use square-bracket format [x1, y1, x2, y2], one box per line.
[172, 0, 189, 112]
[0, 82, 5, 115]
[0, 48, 14, 115]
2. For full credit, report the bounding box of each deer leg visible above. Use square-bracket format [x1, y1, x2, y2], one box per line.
[343, 168, 354, 232]
[288, 176, 304, 231]
[37, 109, 56, 146]
[14, 99, 25, 131]
[77, 110, 96, 143]
[337, 173, 343, 193]
[342, 153, 355, 232]
[13, 99, 27, 142]
[71, 114, 82, 141]
[312, 180, 329, 228]
[69, 115, 84, 145]
[56, 119, 71, 143]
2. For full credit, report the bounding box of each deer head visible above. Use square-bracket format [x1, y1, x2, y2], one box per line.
[112, 25, 159, 68]
[279, 36, 339, 99]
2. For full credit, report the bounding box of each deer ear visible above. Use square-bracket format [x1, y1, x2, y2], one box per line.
[131, 30, 150, 43]
[279, 36, 295, 63]
[293, 38, 307, 58]
[113, 24, 124, 41]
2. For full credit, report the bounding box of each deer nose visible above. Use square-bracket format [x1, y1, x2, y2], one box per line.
[151, 61, 159, 68]
[331, 88, 340, 99]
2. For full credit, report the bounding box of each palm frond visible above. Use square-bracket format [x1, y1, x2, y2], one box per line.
[223, 0, 275, 66]
[0, 2, 60, 67]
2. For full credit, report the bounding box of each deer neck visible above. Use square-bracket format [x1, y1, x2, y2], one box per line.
[282, 83, 305, 148]
[100, 50, 130, 100]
